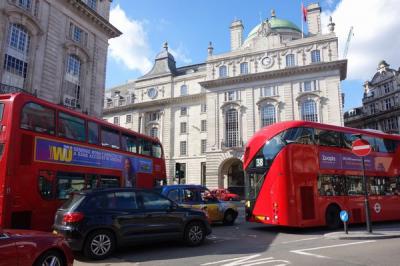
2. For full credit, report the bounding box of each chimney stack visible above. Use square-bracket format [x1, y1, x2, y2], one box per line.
[307, 3, 322, 36]
[230, 20, 243, 51]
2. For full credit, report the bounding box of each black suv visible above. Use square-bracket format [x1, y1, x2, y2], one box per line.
[53, 188, 211, 259]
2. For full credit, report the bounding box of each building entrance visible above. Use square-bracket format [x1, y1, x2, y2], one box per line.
[219, 158, 244, 198]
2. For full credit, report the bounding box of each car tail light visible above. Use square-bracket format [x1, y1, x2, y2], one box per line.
[63, 212, 84, 224]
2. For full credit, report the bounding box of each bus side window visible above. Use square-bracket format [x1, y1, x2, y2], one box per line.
[152, 142, 162, 158]
[20, 102, 55, 135]
[347, 175, 364, 195]
[281, 127, 314, 144]
[342, 133, 354, 149]
[86, 174, 100, 189]
[316, 130, 341, 147]
[38, 171, 54, 199]
[138, 138, 151, 156]
[121, 134, 138, 153]
[99, 175, 120, 188]
[88, 121, 99, 145]
[101, 127, 120, 149]
[375, 138, 396, 153]
[56, 172, 85, 200]
[58, 112, 86, 142]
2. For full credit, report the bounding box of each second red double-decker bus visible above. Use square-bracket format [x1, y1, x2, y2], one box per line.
[0, 93, 166, 231]
[244, 121, 400, 228]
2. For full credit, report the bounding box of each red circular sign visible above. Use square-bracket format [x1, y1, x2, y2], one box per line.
[352, 139, 372, 157]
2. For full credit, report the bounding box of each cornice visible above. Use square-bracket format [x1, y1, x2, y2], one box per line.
[102, 93, 206, 115]
[200, 60, 347, 88]
[67, 0, 121, 38]
[344, 105, 400, 125]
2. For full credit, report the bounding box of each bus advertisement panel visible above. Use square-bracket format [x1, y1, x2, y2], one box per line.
[243, 121, 400, 228]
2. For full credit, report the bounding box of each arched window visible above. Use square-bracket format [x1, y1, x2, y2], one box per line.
[286, 54, 295, 67]
[225, 109, 239, 147]
[302, 100, 318, 122]
[240, 62, 248, 74]
[261, 104, 276, 127]
[150, 127, 158, 138]
[311, 50, 321, 63]
[8, 23, 30, 54]
[180, 84, 187, 96]
[219, 65, 227, 78]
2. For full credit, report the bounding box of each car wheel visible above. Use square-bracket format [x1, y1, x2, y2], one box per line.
[34, 250, 65, 266]
[325, 204, 342, 230]
[83, 229, 116, 260]
[223, 210, 236, 225]
[184, 221, 205, 246]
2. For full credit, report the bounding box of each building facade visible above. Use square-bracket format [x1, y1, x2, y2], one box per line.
[0, 0, 120, 116]
[345, 60, 400, 133]
[103, 4, 347, 195]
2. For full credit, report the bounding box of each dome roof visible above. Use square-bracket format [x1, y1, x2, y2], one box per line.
[246, 17, 301, 40]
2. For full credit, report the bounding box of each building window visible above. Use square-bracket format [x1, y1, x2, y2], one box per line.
[261, 86, 276, 97]
[240, 62, 248, 74]
[201, 120, 207, 132]
[384, 98, 393, 110]
[113, 117, 119, 125]
[180, 122, 187, 134]
[311, 49, 321, 63]
[219, 65, 227, 78]
[286, 54, 295, 67]
[201, 139, 207, 154]
[224, 90, 239, 101]
[302, 99, 318, 122]
[225, 109, 239, 147]
[180, 106, 187, 116]
[201, 103, 207, 113]
[180, 85, 188, 96]
[150, 127, 158, 138]
[18, 0, 31, 9]
[8, 24, 30, 54]
[66, 55, 81, 78]
[126, 114, 132, 123]
[147, 112, 159, 122]
[69, 23, 87, 45]
[201, 162, 206, 185]
[84, 0, 97, 10]
[180, 141, 187, 156]
[261, 104, 276, 127]
[370, 103, 376, 114]
[301, 80, 317, 92]
[3, 54, 28, 78]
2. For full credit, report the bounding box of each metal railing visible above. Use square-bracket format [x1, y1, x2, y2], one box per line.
[0, 83, 31, 94]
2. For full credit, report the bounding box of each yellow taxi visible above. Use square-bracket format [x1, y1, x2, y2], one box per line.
[158, 185, 238, 225]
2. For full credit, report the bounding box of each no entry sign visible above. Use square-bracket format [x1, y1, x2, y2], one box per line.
[352, 139, 372, 157]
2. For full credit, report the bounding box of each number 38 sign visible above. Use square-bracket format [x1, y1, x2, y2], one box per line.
[256, 157, 264, 167]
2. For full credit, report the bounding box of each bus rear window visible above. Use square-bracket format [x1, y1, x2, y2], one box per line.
[0, 103, 4, 121]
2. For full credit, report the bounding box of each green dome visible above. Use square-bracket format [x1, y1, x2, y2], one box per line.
[247, 17, 301, 39]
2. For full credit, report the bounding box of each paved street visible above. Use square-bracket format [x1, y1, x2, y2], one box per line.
[74, 206, 400, 266]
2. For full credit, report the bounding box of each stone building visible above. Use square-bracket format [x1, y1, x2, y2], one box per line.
[103, 4, 347, 195]
[0, 0, 120, 117]
[344, 60, 400, 133]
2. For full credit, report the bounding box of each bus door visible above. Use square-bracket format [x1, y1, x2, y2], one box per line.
[36, 170, 57, 231]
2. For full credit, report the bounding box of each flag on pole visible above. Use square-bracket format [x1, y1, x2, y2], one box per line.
[302, 3, 308, 22]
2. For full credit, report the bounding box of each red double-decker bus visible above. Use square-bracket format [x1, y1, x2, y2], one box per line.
[244, 121, 400, 228]
[0, 93, 166, 231]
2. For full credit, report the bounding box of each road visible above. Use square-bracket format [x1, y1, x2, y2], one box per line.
[74, 206, 400, 266]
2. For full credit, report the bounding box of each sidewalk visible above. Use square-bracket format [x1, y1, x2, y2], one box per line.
[324, 223, 400, 240]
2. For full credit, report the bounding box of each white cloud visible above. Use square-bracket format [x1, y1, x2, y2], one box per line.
[109, 5, 152, 74]
[321, 0, 400, 81]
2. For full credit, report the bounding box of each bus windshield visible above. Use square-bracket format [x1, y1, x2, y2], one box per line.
[245, 127, 314, 200]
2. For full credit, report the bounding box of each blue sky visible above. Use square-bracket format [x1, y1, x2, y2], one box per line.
[105, 0, 400, 111]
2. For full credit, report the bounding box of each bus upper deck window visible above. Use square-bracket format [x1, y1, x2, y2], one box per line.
[88, 121, 99, 144]
[20, 102, 55, 135]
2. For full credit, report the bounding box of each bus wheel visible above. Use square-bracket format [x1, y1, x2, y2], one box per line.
[325, 204, 342, 229]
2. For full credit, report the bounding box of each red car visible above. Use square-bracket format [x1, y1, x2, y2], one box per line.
[0, 228, 74, 266]
[211, 189, 240, 201]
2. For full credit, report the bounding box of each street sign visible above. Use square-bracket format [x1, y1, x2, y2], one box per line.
[340, 210, 349, 222]
[352, 139, 372, 157]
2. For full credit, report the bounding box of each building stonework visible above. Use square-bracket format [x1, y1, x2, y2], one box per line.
[344, 61, 400, 133]
[103, 4, 347, 194]
[0, 0, 120, 117]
